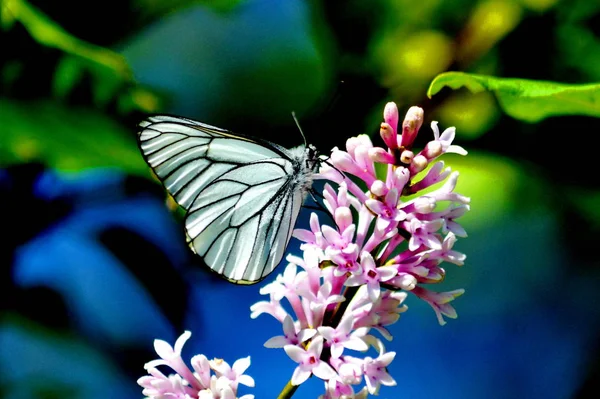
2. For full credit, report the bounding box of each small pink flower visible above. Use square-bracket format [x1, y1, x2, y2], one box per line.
[138, 368, 193, 398]
[209, 357, 255, 391]
[442, 204, 470, 237]
[334, 206, 353, 232]
[293, 213, 327, 249]
[411, 286, 465, 325]
[370, 180, 388, 197]
[139, 332, 254, 399]
[365, 188, 406, 231]
[322, 224, 356, 251]
[318, 316, 369, 358]
[428, 171, 470, 204]
[285, 336, 338, 385]
[264, 315, 317, 348]
[346, 252, 398, 301]
[199, 376, 239, 399]
[302, 281, 345, 328]
[425, 232, 467, 266]
[323, 182, 359, 214]
[409, 161, 451, 193]
[354, 290, 408, 341]
[331, 148, 376, 187]
[260, 262, 300, 301]
[249, 291, 288, 322]
[320, 377, 369, 399]
[190, 354, 212, 388]
[362, 340, 397, 395]
[421, 139, 443, 160]
[405, 218, 444, 251]
[431, 121, 468, 156]
[148, 331, 199, 390]
[328, 243, 362, 276]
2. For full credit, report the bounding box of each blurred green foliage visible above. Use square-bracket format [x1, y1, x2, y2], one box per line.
[428, 72, 600, 122]
[1, 0, 129, 74]
[1, 0, 161, 113]
[0, 99, 147, 174]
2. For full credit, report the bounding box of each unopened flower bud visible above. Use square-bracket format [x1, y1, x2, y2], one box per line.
[424, 267, 446, 283]
[346, 137, 361, 158]
[410, 154, 428, 174]
[331, 149, 355, 170]
[422, 140, 442, 159]
[346, 135, 373, 158]
[383, 102, 399, 133]
[392, 167, 410, 191]
[368, 147, 395, 164]
[400, 106, 424, 148]
[380, 122, 398, 149]
[370, 180, 388, 197]
[400, 150, 413, 164]
[334, 207, 353, 232]
[389, 273, 417, 290]
[413, 196, 436, 213]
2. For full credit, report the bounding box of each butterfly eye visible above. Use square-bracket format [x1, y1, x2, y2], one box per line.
[305, 144, 320, 171]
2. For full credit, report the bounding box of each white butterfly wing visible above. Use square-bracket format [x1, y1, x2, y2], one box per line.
[138, 115, 310, 284]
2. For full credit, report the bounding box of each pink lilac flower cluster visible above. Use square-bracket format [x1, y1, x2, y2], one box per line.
[138, 331, 255, 399]
[250, 102, 470, 398]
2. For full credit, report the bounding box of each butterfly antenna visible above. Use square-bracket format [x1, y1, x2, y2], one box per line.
[291, 111, 308, 148]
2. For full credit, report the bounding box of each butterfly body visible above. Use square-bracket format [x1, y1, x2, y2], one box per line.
[137, 115, 319, 284]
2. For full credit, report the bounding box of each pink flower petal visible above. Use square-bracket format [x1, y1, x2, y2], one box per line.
[293, 228, 315, 242]
[291, 366, 312, 386]
[263, 336, 289, 348]
[312, 361, 338, 381]
[344, 336, 369, 352]
[284, 345, 307, 363]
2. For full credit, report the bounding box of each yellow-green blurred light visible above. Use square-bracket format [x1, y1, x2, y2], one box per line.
[436, 91, 500, 139]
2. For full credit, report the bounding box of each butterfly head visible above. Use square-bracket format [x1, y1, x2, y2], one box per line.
[305, 144, 320, 173]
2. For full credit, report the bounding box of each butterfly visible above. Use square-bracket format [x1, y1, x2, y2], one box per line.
[137, 115, 321, 284]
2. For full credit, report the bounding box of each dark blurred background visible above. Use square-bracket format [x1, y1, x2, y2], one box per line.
[2, 0, 600, 398]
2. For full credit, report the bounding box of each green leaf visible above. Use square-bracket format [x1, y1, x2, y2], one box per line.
[52, 55, 84, 99]
[0, 99, 148, 176]
[89, 63, 123, 107]
[3, 0, 131, 78]
[427, 72, 600, 122]
[3, 0, 163, 110]
[1, 0, 17, 30]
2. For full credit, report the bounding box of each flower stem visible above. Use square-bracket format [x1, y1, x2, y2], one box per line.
[325, 286, 359, 328]
[277, 379, 299, 399]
